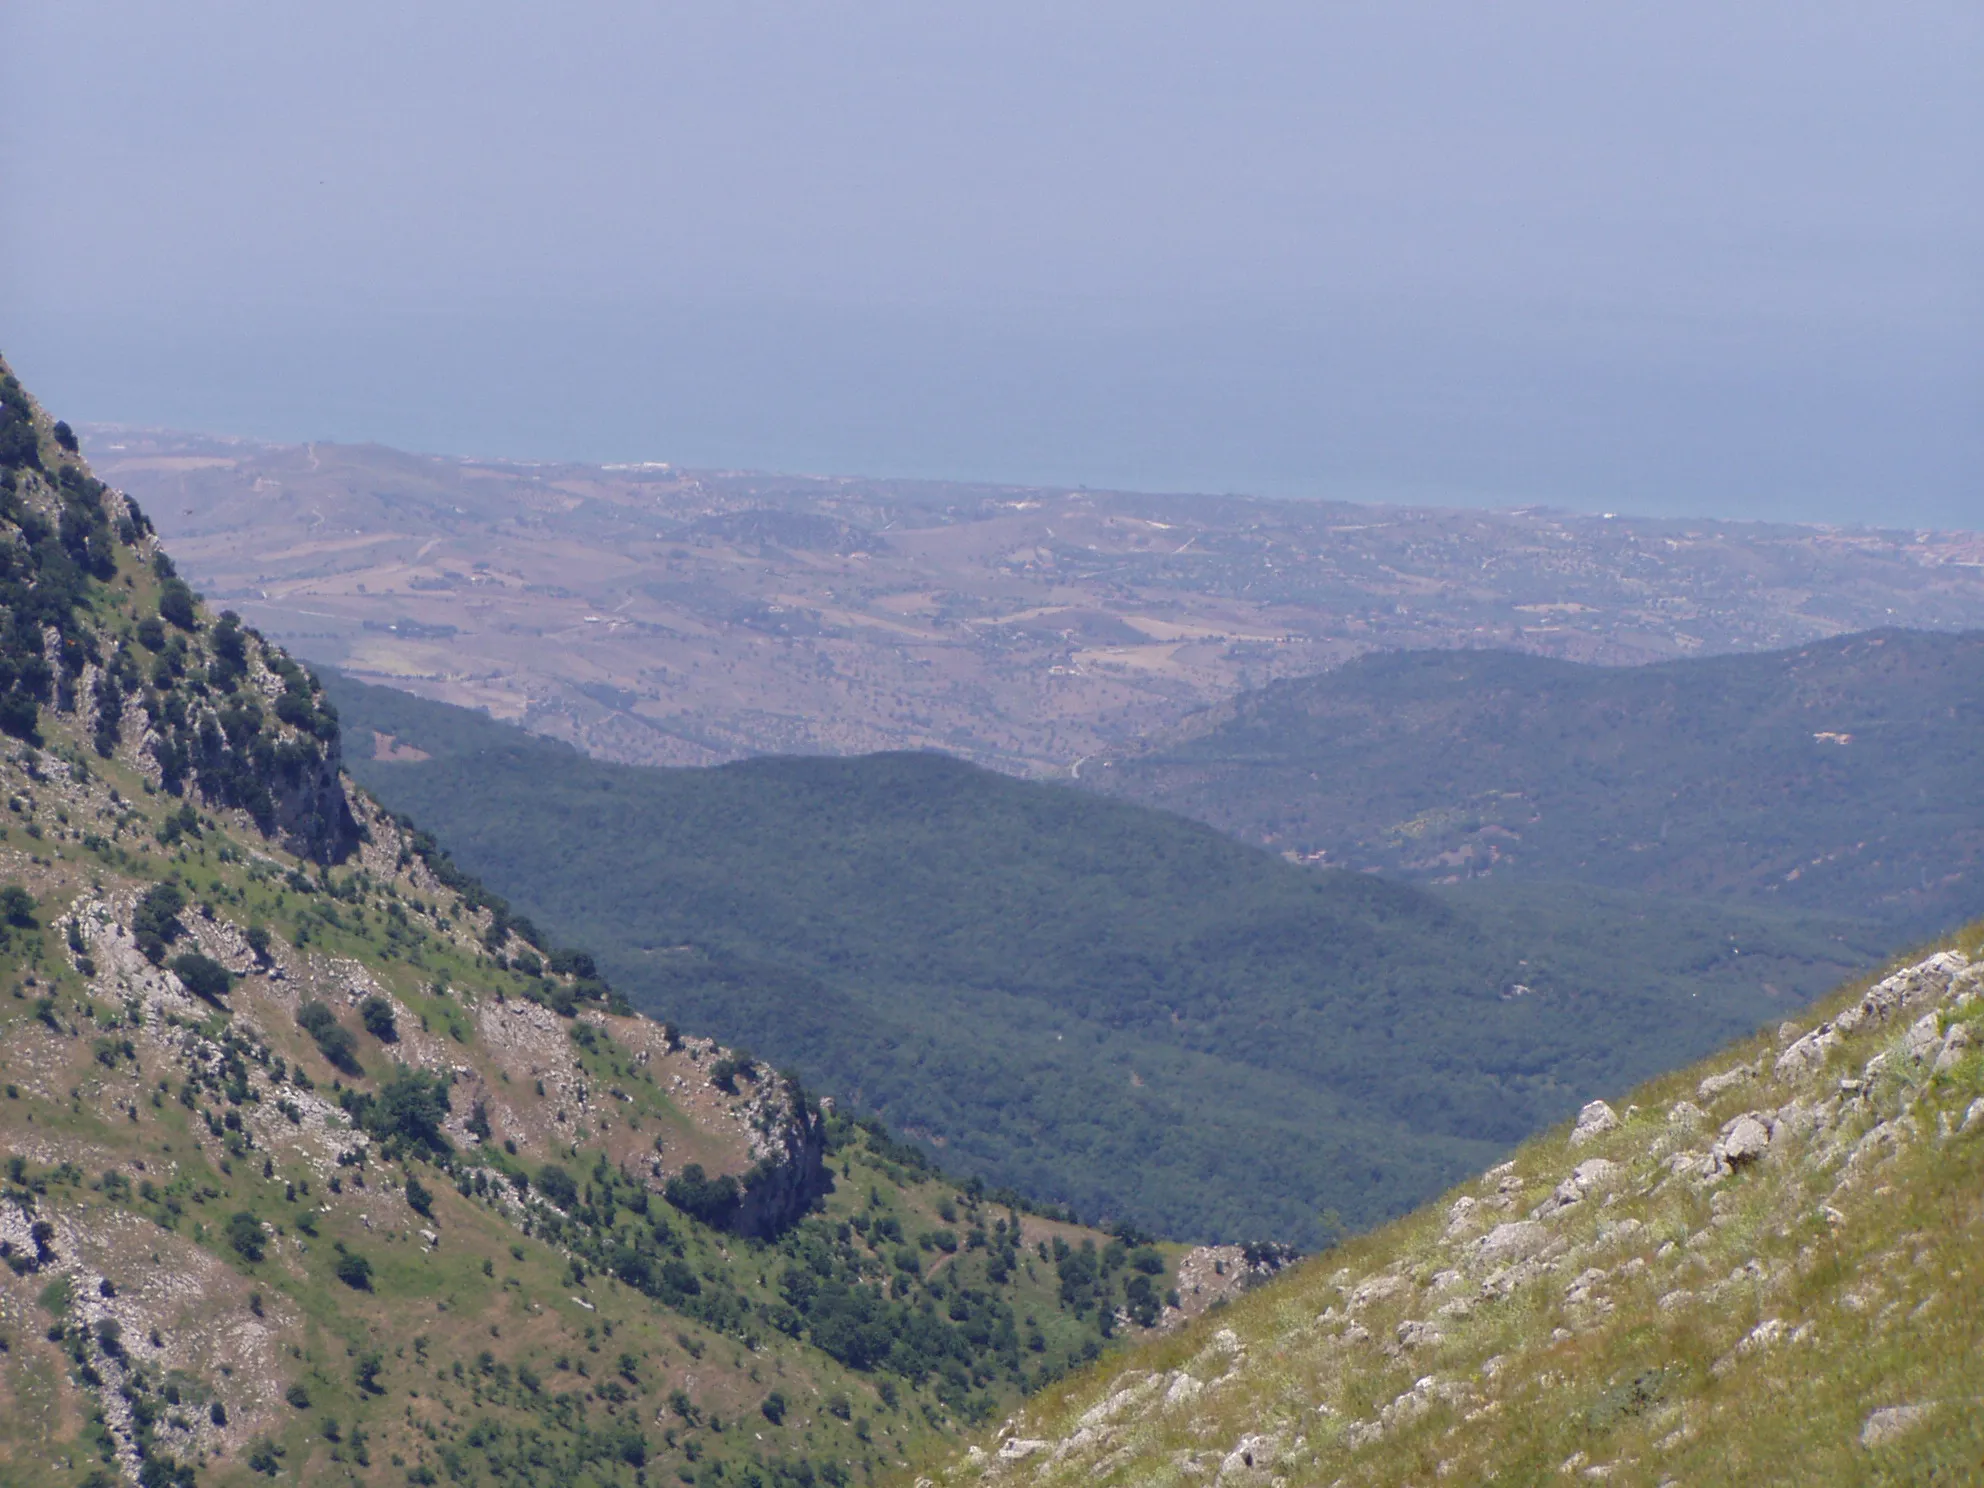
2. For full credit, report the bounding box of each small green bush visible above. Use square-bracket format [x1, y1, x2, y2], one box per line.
[363, 1067, 451, 1151]
[664, 1164, 741, 1228]
[158, 579, 199, 631]
[226, 1211, 265, 1263]
[0, 884, 35, 929]
[132, 883, 185, 964]
[168, 952, 230, 1004]
[359, 995, 397, 1042]
[536, 1164, 579, 1211]
[297, 1002, 362, 1076]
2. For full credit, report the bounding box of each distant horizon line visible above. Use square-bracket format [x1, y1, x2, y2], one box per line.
[74, 419, 1984, 541]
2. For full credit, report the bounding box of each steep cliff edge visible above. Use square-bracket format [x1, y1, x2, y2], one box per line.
[0, 357, 358, 865]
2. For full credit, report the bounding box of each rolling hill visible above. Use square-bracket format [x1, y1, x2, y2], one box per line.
[93, 427, 1984, 777]
[321, 674, 1891, 1249]
[1079, 633, 1984, 938]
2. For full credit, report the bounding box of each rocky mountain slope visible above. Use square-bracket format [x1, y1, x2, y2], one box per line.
[88, 428, 1984, 776]
[0, 357, 1182, 1488]
[1080, 632, 1984, 938]
[925, 931, 1984, 1486]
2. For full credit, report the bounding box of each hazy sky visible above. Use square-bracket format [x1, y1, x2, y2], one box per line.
[4, 2, 1980, 524]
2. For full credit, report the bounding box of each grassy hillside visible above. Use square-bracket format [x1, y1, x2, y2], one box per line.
[1080, 634, 1984, 937]
[928, 926, 1984, 1487]
[0, 355, 1177, 1488]
[322, 674, 1890, 1248]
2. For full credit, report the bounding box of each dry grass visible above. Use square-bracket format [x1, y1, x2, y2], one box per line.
[926, 925, 1984, 1488]
[0, 726, 1176, 1488]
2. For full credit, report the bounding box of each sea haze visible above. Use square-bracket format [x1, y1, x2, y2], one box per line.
[9, 294, 1979, 528]
[5, 2, 1979, 526]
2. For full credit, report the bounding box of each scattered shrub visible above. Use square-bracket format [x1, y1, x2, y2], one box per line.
[361, 1067, 451, 1151]
[358, 995, 397, 1042]
[664, 1164, 741, 1228]
[0, 884, 35, 929]
[168, 952, 230, 1004]
[158, 579, 199, 631]
[297, 1001, 362, 1076]
[535, 1164, 579, 1211]
[710, 1053, 756, 1094]
[548, 948, 597, 979]
[132, 883, 185, 964]
[226, 1211, 265, 1263]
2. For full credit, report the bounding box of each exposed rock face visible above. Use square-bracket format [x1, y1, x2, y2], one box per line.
[1533, 1157, 1624, 1217]
[1934, 1022, 1975, 1073]
[1778, 951, 1977, 1082]
[1697, 1063, 1757, 1101]
[1164, 1243, 1294, 1323]
[1470, 1220, 1548, 1269]
[1569, 1099, 1620, 1146]
[730, 1077, 832, 1239]
[1717, 1114, 1773, 1167]
[11, 433, 364, 865]
[261, 724, 362, 863]
[1860, 1404, 1936, 1448]
[1216, 1431, 1284, 1485]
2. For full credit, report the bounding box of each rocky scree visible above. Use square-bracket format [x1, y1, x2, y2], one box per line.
[929, 941, 1984, 1488]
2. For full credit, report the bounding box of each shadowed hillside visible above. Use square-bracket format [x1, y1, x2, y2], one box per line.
[1081, 634, 1984, 938]
[323, 674, 1891, 1248]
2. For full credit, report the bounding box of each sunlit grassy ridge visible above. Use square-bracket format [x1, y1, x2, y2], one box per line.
[924, 925, 1984, 1487]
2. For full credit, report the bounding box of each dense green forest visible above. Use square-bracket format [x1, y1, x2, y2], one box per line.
[326, 674, 1891, 1247]
[1082, 631, 1984, 936]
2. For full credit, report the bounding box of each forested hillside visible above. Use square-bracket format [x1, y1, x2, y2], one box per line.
[325, 675, 1890, 1248]
[1080, 634, 1984, 937]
